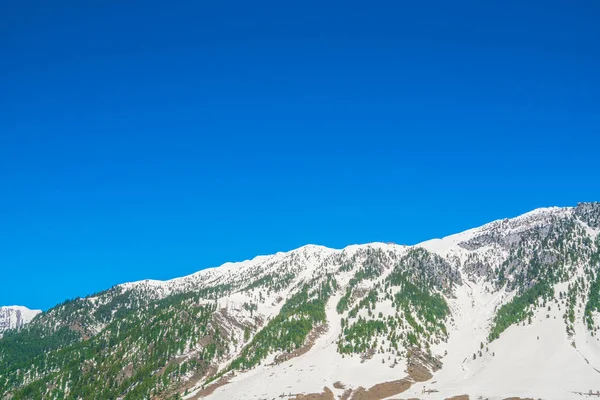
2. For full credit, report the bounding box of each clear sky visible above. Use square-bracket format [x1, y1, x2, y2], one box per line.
[1, 1, 599, 310]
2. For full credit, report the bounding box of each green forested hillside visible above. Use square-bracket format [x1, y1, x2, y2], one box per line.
[1, 293, 225, 400]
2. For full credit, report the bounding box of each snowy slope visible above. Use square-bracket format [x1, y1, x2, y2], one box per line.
[0, 305, 41, 335]
[176, 205, 600, 400]
[190, 281, 600, 400]
[5, 203, 600, 400]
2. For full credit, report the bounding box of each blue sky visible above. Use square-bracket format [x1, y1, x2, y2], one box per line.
[1, 1, 599, 310]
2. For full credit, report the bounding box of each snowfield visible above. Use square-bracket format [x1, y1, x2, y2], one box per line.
[0, 305, 41, 336]
[186, 278, 600, 400]
[181, 206, 600, 400]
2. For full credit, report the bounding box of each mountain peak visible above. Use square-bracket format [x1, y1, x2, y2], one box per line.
[0, 305, 41, 335]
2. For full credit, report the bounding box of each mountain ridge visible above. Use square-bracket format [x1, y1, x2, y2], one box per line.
[126, 205, 571, 280]
[1, 202, 599, 400]
[111, 204, 574, 307]
[116, 205, 569, 296]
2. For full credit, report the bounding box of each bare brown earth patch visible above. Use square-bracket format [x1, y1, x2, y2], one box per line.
[349, 379, 412, 400]
[351, 288, 369, 303]
[147, 357, 216, 399]
[254, 315, 265, 326]
[119, 362, 134, 381]
[406, 363, 432, 382]
[166, 365, 215, 400]
[215, 308, 247, 332]
[188, 373, 232, 400]
[503, 398, 535, 400]
[185, 342, 439, 400]
[290, 386, 335, 400]
[360, 348, 377, 362]
[405, 347, 441, 383]
[69, 321, 91, 340]
[331, 346, 437, 400]
[274, 323, 328, 364]
[340, 389, 353, 400]
[445, 395, 470, 400]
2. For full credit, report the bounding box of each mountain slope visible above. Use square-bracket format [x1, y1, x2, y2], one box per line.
[1, 203, 599, 400]
[0, 306, 41, 336]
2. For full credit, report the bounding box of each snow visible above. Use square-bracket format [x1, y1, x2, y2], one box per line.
[198, 274, 600, 400]
[93, 204, 600, 399]
[201, 293, 409, 400]
[0, 305, 41, 334]
[423, 285, 600, 400]
[0, 305, 41, 322]
[192, 207, 596, 398]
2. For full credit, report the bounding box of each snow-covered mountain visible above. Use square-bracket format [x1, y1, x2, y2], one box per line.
[1, 203, 600, 400]
[0, 306, 41, 335]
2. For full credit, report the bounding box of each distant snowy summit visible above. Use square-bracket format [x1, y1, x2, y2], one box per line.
[0, 305, 41, 335]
